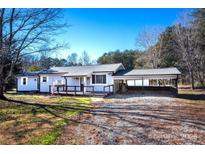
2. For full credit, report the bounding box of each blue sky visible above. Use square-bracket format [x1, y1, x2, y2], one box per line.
[55, 8, 187, 60]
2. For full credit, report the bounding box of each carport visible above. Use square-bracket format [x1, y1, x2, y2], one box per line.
[113, 67, 181, 95]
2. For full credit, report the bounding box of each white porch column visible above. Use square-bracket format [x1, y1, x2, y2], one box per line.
[142, 77, 144, 86]
[83, 76, 87, 93]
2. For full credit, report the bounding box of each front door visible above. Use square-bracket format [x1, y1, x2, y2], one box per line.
[80, 77, 84, 91]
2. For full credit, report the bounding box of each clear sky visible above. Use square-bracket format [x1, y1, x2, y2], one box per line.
[55, 8, 187, 60]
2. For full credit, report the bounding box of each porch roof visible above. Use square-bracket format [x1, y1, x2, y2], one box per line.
[62, 71, 93, 77]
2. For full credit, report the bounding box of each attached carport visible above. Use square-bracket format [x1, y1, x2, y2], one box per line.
[113, 67, 181, 95]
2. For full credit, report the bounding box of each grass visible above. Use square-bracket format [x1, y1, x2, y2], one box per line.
[178, 88, 205, 95]
[29, 120, 67, 145]
[0, 93, 91, 145]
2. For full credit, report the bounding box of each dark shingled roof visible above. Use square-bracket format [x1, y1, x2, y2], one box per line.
[16, 71, 40, 77]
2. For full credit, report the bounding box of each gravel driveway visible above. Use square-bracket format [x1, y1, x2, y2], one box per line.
[57, 92, 205, 144]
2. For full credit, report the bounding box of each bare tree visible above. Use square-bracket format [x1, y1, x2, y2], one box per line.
[136, 26, 164, 68]
[0, 8, 68, 99]
[174, 11, 198, 89]
[79, 51, 91, 65]
[67, 52, 78, 66]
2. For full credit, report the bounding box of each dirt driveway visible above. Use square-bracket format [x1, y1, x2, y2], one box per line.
[57, 92, 205, 144]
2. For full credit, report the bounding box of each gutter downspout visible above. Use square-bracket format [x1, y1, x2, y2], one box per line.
[37, 75, 40, 93]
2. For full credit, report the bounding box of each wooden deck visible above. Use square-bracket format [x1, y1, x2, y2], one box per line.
[49, 84, 114, 97]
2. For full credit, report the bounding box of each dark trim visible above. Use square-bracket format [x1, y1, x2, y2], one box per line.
[38, 72, 67, 75]
[63, 77, 68, 92]
[16, 78, 18, 92]
[113, 74, 181, 77]
[62, 75, 87, 77]
[37, 75, 40, 92]
[16, 90, 39, 93]
[92, 71, 114, 73]
[16, 75, 38, 77]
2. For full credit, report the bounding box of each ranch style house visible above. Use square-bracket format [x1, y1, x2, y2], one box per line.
[16, 63, 181, 95]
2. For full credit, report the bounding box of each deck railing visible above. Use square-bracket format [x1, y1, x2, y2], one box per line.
[103, 84, 114, 94]
[49, 84, 115, 96]
[49, 85, 95, 95]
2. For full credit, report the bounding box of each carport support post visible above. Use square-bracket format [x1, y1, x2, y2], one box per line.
[142, 77, 144, 91]
[175, 75, 179, 95]
[64, 77, 68, 94]
[83, 76, 87, 94]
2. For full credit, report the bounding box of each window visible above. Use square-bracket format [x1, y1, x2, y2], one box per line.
[42, 76, 47, 83]
[92, 75, 106, 84]
[22, 78, 27, 85]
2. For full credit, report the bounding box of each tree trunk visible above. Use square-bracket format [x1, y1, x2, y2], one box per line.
[0, 74, 6, 100]
[189, 69, 195, 90]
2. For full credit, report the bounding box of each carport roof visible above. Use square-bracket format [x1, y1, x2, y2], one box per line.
[113, 67, 181, 76]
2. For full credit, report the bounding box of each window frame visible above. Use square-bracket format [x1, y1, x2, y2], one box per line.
[91, 74, 107, 85]
[41, 76, 48, 83]
[21, 77, 28, 86]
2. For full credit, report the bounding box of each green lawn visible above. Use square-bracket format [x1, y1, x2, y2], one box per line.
[0, 93, 91, 145]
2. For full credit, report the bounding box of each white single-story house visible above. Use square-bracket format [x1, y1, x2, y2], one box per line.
[16, 63, 181, 95]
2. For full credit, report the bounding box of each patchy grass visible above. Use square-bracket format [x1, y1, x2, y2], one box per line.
[29, 120, 67, 145]
[178, 89, 205, 95]
[0, 93, 91, 145]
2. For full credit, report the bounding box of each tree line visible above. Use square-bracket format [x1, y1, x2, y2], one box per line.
[22, 50, 95, 72]
[98, 9, 205, 89]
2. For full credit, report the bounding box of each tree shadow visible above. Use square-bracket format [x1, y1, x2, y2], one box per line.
[177, 94, 205, 100]
[6, 97, 205, 145]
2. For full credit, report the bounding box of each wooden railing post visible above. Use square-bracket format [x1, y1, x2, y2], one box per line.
[57, 86, 59, 94]
[74, 86, 76, 96]
[92, 86, 94, 96]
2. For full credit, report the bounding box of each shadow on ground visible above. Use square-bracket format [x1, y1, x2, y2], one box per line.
[177, 94, 205, 100]
[7, 92, 205, 145]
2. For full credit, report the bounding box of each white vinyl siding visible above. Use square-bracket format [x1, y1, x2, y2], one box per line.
[18, 77, 38, 91]
[39, 74, 64, 92]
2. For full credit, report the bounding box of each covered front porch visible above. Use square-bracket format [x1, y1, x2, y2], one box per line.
[49, 75, 114, 96]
